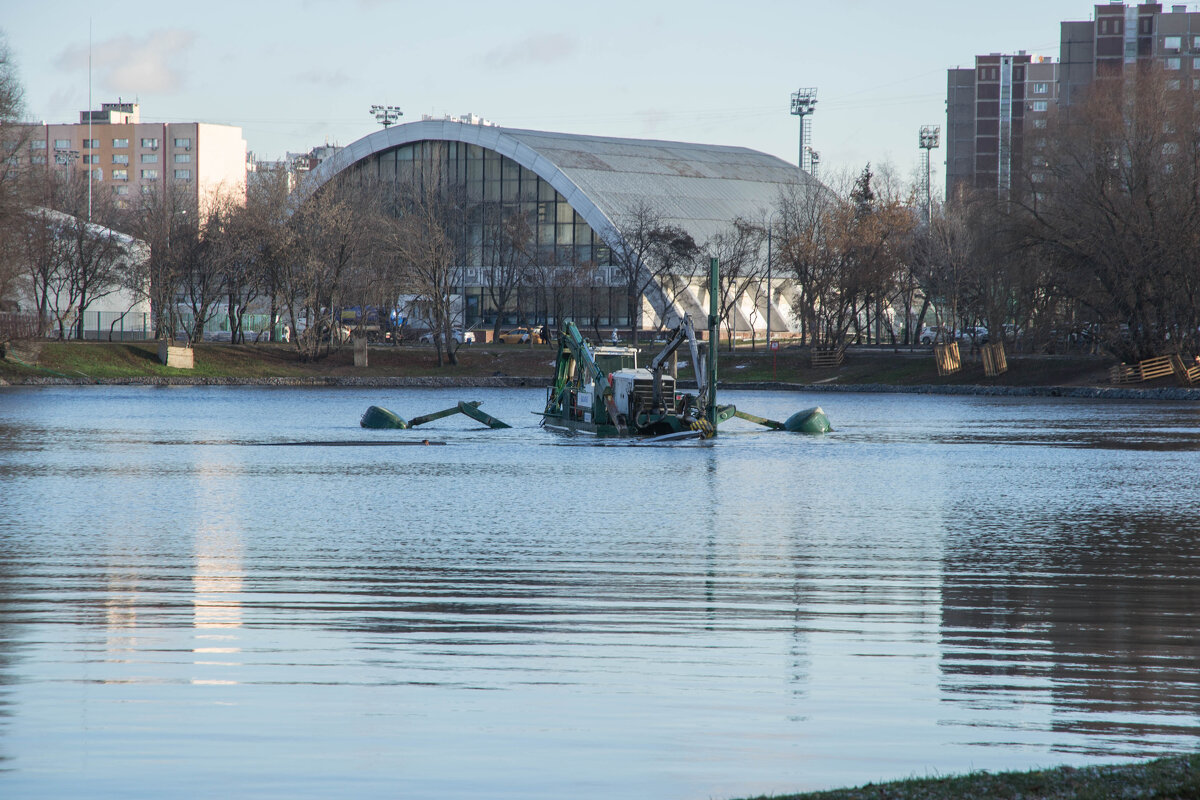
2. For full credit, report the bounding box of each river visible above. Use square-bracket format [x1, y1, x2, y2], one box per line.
[0, 386, 1198, 799]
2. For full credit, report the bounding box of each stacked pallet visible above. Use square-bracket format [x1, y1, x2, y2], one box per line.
[1109, 354, 1191, 385]
[811, 347, 845, 368]
[934, 342, 961, 376]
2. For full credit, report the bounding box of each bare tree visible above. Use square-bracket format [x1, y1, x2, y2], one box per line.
[120, 181, 197, 339]
[16, 206, 72, 334]
[0, 33, 31, 311]
[479, 201, 533, 340]
[607, 200, 680, 344]
[1015, 67, 1200, 360]
[776, 166, 912, 350]
[380, 170, 464, 366]
[705, 217, 765, 352]
[285, 178, 380, 360]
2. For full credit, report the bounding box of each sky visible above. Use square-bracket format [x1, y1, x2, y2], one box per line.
[3, 0, 1115, 192]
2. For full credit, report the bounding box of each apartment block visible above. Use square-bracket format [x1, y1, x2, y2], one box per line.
[946, 53, 1057, 195]
[947, 2, 1200, 196]
[14, 101, 247, 209]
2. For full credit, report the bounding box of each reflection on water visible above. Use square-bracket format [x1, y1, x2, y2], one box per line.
[0, 386, 1197, 798]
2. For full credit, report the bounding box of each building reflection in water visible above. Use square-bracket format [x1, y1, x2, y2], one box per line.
[191, 463, 244, 686]
[940, 502, 1200, 756]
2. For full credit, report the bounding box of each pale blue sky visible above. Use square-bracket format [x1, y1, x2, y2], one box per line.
[5, 0, 1109, 190]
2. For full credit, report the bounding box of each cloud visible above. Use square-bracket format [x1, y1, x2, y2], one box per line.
[55, 29, 197, 95]
[293, 69, 351, 90]
[483, 33, 577, 70]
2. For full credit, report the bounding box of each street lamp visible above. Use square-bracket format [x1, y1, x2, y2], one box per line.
[370, 104, 403, 128]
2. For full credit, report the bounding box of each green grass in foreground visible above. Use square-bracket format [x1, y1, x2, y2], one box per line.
[735, 754, 1200, 800]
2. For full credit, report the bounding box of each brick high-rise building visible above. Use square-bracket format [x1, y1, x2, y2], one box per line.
[945, 53, 1057, 196]
[946, 3, 1200, 198]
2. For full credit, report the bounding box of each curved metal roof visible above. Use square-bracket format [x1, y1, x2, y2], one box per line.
[299, 119, 818, 249]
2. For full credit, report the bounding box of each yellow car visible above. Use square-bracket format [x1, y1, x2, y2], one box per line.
[497, 327, 544, 344]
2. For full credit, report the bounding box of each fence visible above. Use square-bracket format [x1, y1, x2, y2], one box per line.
[17, 311, 281, 343]
[0, 313, 39, 342]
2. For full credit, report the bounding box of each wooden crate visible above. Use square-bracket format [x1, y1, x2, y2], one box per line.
[811, 347, 844, 368]
[1109, 362, 1140, 384]
[934, 342, 961, 376]
[1138, 355, 1174, 381]
[981, 341, 1007, 377]
[1109, 355, 1185, 384]
[1169, 354, 1200, 386]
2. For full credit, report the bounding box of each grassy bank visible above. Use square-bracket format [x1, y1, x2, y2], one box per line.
[0, 339, 1121, 388]
[735, 754, 1200, 800]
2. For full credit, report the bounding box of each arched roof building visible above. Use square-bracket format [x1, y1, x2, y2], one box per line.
[299, 120, 818, 332]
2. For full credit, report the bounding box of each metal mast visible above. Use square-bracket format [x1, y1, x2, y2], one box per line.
[790, 88, 818, 174]
[918, 125, 941, 225]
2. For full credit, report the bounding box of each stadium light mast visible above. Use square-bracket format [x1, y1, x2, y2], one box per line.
[370, 105, 403, 128]
[790, 88, 818, 174]
[918, 125, 941, 225]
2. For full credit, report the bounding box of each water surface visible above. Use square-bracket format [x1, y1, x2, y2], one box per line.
[1, 386, 1198, 799]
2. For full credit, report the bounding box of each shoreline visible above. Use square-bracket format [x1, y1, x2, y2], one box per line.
[4, 373, 1199, 401]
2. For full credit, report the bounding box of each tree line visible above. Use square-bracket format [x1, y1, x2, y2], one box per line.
[3, 37, 1197, 366]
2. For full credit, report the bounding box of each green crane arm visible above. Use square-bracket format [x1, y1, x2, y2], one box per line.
[558, 320, 627, 436]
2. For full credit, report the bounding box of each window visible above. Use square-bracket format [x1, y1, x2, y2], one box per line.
[173, 137, 191, 149]
[112, 153, 129, 164]
[30, 140, 46, 150]
[1193, 56, 1200, 70]
[173, 153, 191, 163]
[1031, 100, 1048, 112]
[113, 185, 129, 196]
[140, 137, 158, 148]
[91, 168, 102, 180]
[82, 139, 99, 149]
[141, 153, 158, 163]
[1167, 57, 1182, 70]
[1033, 82, 1048, 94]
[1033, 118, 1047, 128]
[30, 154, 46, 165]
[82, 154, 98, 164]
[1168, 78, 1182, 90]
[1166, 35, 1183, 50]
[141, 184, 154, 194]
[141, 169, 158, 179]
[112, 168, 128, 181]
[1194, 78, 1200, 90]
[174, 169, 191, 180]
[54, 138, 70, 149]
[112, 138, 129, 148]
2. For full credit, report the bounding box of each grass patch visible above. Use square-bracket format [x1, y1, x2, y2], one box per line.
[0, 340, 1119, 388]
[736, 754, 1200, 800]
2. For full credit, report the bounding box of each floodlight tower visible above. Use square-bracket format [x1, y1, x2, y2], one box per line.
[918, 125, 941, 225]
[790, 88, 818, 173]
[370, 104, 403, 128]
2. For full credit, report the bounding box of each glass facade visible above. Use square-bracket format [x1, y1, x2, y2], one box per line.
[356, 140, 628, 328]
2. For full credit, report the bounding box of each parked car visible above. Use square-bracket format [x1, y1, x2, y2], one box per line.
[497, 327, 544, 344]
[958, 326, 990, 344]
[418, 329, 475, 345]
[919, 325, 953, 345]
